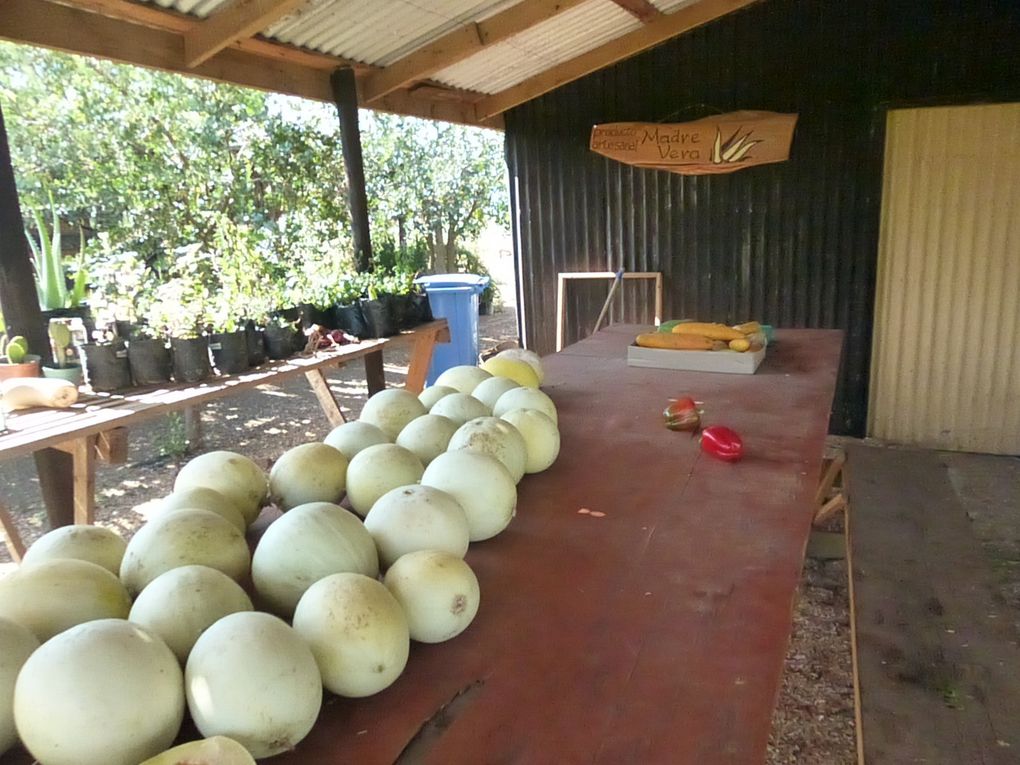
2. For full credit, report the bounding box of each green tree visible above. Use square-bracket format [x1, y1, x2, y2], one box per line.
[361, 113, 508, 273]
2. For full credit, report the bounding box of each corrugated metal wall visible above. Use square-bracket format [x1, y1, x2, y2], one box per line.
[870, 104, 1020, 454]
[504, 0, 1020, 435]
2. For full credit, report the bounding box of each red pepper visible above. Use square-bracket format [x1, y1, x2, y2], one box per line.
[663, 397, 701, 432]
[700, 425, 744, 462]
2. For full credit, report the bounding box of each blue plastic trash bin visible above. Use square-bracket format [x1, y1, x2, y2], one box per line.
[415, 274, 489, 386]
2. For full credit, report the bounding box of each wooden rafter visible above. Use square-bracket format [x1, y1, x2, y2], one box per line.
[609, 0, 663, 24]
[184, 0, 308, 68]
[476, 0, 762, 119]
[0, 0, 499, 128]
[360, 0, 588, 104]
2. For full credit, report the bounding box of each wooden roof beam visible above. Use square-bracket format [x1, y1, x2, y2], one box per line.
[609, 0, 663, 24]
[475, 0, 761, 119]
[360, 0, 588, 105]
[184, 0, 309, 68]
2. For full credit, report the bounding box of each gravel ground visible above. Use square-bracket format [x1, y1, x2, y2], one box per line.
[0, 308, 856, 763]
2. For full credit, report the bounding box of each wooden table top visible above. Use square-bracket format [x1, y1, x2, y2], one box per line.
[270, 324, 843, 764]
[0, 324, 843, 765]
[0, 320, 448, 461]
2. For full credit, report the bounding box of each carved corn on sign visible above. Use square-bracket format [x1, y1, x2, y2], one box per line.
[589, 111, 797, 175]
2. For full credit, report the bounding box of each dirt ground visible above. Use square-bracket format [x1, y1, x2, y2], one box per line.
[0, 309, 856, 763]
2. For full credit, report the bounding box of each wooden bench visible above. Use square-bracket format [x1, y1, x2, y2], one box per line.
[0, 320, 449, 560]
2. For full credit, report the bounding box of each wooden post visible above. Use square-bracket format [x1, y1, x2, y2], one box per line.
[0, 104, 50, 363]
[364, 351, 386, 396]
[330, 67, 373, 273]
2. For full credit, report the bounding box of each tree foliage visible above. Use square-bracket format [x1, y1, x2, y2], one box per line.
[0, 42, 508, 321]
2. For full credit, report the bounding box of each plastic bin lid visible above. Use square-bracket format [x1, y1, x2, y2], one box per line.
[414, 273, 490, 289]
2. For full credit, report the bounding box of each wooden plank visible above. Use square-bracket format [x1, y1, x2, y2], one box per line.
[31, 449, 74, 528]
[183, 406, 203, 449]
[71, 437, 95, 525]
[331, 67, 373, 273]
[304, 369, 346, 427]
[475, 0, 762, 119]
[360, 0, 587, 103]
[844, 463, 867, 765]
[0, 0, 493, 129]
[183, 0, 307, 68]
[0, 501, 25, 562]
[609, 0, 662, 23]
[847, 444, 1020, 763]
[249, 327, 843, 764]
[364, 351, 386, 397]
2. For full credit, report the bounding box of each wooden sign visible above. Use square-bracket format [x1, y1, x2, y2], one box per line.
[590, 111, 798, 175]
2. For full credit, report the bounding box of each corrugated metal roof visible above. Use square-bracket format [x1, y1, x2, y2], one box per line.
[145, 0, 229, 19]
[433, 0, 641, 93]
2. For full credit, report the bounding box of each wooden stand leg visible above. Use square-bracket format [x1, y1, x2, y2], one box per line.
[72, 436, 96, 526]
[305, 369, 346, 427]
[405, 331, 438, 394]
[32, 448, 74, 528]
[364, 351, 386, 396]
[184, 406, 204, 450]
[0, 501, 25, 562]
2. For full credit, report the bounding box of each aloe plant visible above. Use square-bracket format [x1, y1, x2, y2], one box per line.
[25, 194, 89, 311]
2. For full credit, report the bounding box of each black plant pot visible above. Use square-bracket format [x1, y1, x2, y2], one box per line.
[273, 306, 302, 324]
[298, 303, 332, 330]
[332, 303, 368, 337]
[170, 336, 212, 383]
[360, 297, 397, 338]
[479, 300, 491, 316]
[264, 326, 301, 360]
[403, 293, 432, 329]
[210, 331, 250, 375]
[389, 294, 411, 330]
[127, 338, 172, 386]
[81, 342, 132, 392]
[245, 322, 267, 367]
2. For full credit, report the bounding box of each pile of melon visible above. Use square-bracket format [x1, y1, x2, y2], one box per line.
[0, 347, 559, 764]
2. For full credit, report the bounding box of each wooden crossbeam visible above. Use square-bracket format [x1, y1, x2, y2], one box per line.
[360, 0, 588, 104]
[475, 0, 762, 119]
[0, 0, 497, 128]
[184, 0, 308, 68]
[609, 0, 663, 23]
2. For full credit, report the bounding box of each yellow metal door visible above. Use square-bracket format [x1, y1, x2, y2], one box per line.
[870, 103, 1020, 454]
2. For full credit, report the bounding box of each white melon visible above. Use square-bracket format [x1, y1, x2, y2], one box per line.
[292, 573, 409, 698]
[0, 618, 38, 757]
[480, 356, 539, 388]
[492, 387, 558, 424]
[418, 385, 457, 410]
[21, 524, 127, 575]
[269, 442, 349, 510]
[447, 416, 527, 484]
[358, 389, 427, 440]
[174, 451, 267, 525]
[421, 451, 516, 542]
[433, 365, 491, 394]
[500, 408, 561, 474]
[157, 487, 247, 531]
[493, 348, 545, 385]
[323, 421, 390, 461]
[345, 444, 424, 517]
[364, 485, 470, 568]
[384, 550, 480, 643]
[395, 414, 458, 465]
[252, 501, 379, 617]
[471, 376, 520, 411]
[429, 392, 490, 425]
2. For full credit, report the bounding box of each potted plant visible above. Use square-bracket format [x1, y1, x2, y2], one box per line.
[26, 195, 93, 336]
[263, 314, 303, 360]
[0, 331, 41, 381]
[207, 307, 249, 376]
[147, 278, 212, 384]
[79, 331, 132, 392]
[41, 320, 83, 385]
[360, 272, 398, 338]
[126, 323, 172, 386]
[331, 275, 368, 337]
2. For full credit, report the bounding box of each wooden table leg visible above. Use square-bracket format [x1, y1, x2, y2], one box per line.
[405, 328, 439, 393]
[72, 436, 96, 526]
[0, 500, 25, 562]
[32, 448, 74, 528]
[184, 405, 204, 450]
[305, 369, 346, 427]
[364, 350, 386, 396]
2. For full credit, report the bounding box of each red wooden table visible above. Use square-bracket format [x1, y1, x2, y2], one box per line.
[273, 324, 843, 764]
[0, 324, 842, 765]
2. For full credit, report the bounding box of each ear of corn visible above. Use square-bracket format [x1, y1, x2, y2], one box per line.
[635, 333, 714, 351]
[672, 323, 745, 342]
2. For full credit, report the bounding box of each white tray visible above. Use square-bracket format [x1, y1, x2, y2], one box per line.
[626, 343, 765, 374]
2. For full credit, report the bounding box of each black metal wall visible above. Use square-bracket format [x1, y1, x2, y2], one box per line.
[504, 0, 1020, 435]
